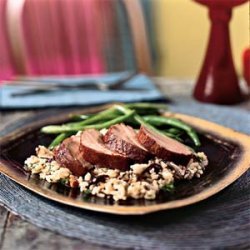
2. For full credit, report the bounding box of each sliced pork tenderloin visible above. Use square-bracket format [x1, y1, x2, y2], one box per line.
[80, 129, 130, 170]
[54, 135, 92, 176]
[103, 123, 149, 162]
[137, 125, 193, 165]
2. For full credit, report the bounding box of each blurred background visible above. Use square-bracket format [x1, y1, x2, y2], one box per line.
[0, 0, 248, 81]
[155, 0, 248, 78]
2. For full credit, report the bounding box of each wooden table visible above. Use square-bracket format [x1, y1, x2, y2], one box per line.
[0, 79, 249, 250]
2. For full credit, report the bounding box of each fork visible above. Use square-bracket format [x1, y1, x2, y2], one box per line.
[8, 72, 139, 97]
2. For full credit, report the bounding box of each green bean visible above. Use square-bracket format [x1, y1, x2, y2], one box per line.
[66, 107, 121, 127]
[134, 114, 150, 127]
[165, 128, 183, 141]
[119, 109, 199, 146]
[41, 107, 121, 133]
[42, 125, 76, 134]
[49, 132, 73, 149]
[41, 103, 166, 135]
[69, 114, 90, 122]
[143, 115, 192, 131]
[187, 130, 201, 147]
[70, 102, 167, 123]
[79, 107, 117, 125]
[124, 103, 168, 115]
[125, 102, 167, 109]
[162, 132, 183, 142]
[115, 105, 163, 134]
[41, 110, 135, 134]
[41, 103, 201, 148]
[46, 108, 124, 146]
[166, 128, 183, 135]
[142, 115, 200, 146]
[83, 110, 135, 130]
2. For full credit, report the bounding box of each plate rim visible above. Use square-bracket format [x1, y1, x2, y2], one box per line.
[0, 107, 250, 215]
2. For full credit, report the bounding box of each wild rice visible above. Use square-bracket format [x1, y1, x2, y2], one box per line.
[24, 145, 208, 201]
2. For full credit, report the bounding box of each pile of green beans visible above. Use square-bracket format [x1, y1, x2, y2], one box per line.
[41, 103, 200, 149]
[142, 115, 200, 146]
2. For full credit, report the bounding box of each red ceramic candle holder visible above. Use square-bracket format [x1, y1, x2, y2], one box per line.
[193, 0, 248, 104]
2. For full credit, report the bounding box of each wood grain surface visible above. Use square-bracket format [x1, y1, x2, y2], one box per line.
[0, 79, 249, 250]
[0, 207, 112, 250]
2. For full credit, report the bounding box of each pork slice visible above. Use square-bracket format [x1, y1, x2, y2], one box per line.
[80, 129, 130, 170]
[137, 125, 192, 165]
[103, 123, 149, 162]
[54, 136, 92, 176]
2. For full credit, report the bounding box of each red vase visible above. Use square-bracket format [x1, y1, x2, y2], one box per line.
[193, 0, 248, 104]
[243, 48, 250, 86]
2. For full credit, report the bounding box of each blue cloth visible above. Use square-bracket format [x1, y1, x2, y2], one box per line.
[0, 72, 165, 109]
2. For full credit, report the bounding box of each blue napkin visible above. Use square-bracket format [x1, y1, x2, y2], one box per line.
[0, 72, 165, 109]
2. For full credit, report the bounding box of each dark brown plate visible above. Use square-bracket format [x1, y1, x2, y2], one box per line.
[0, 105, 250, 215]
